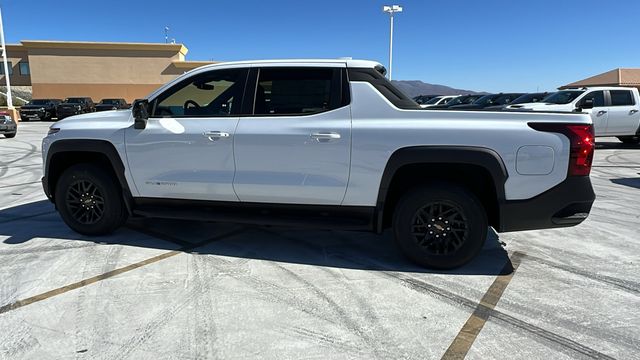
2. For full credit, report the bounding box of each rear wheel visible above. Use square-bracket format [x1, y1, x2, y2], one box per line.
[392, 184, 487, 269]
[54, 164, 127, 235]
[617, 136, 640, 144]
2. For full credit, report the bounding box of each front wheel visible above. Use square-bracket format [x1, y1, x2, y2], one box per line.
[54, 164, 128, 235]
[392, 184, 488, 269]
[4, 132, 16, 138]
[617, 136, 640, 145]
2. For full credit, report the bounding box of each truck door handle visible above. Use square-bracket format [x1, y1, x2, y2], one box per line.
[310, 132, 341, 142]
[203, 131, 230, 141]
[597, 110, 607, 116]
[630, 109, 639, 115]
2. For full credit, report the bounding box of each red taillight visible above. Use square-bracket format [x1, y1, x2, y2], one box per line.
[528, 123, 594, 176]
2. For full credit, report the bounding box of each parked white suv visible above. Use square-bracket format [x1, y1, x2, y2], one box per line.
[42, 59, 596, 269]
[508, 87, 640, 144]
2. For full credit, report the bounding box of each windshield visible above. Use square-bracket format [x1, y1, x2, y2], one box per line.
[100, 99, 120, 105]
[473, 94, 500, 106]
[542, 90, 584, 104]
[448, 95, 481, 105]
[511, 93, 545, 104]
[413, 95, 438, 104]
[445, 96, 465, 106]
[64, 98, 84, 104]
[424, 96, 445, 105]
[493, 94, 522, 105]
[28, 99, 49, 105]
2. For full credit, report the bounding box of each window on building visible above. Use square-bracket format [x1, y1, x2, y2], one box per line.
[610, 90, 635, 106]
[254, 68, 334, 115]
[19, 62, 30, 76]
[0, 61, 13, 75]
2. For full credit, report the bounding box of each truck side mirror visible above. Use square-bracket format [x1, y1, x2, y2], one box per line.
[132, 99, 149, 129]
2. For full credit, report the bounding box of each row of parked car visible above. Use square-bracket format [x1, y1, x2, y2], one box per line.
[413, 92, 549, 110]
[19, 97, 130, 121]
[414, 86, 640, 144]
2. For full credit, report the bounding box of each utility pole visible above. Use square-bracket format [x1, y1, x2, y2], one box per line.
[383, 5, 403, 80]
[164, 26, 169, 44]
[0, 6, 13, 110]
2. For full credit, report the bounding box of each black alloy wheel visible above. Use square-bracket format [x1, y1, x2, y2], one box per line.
[393, 184, 487, 269]
[55, 164, 127, 235]
[410, 201, 468, 256]
[65, 179, 106, 225]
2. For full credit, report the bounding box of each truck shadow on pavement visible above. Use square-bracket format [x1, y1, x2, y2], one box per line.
[611, 176, 640, 189]
[0, 200, 513, 276]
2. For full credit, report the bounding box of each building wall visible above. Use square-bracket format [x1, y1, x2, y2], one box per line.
[24, 43, 189, 103]
[2, 41, 215, 105]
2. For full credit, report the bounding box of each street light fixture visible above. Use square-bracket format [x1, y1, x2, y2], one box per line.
[383, 4, 402, 80]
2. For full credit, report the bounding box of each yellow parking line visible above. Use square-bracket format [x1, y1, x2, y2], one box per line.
[441, 251, 525, 360]
[0, 228, 243, 315]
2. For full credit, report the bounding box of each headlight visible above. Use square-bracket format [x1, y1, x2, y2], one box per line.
[48, 127, 60, 135]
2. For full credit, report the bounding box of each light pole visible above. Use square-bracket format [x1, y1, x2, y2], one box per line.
[164, 26, 170, 44]
[383, 5, 402, 80]
[0, 6, 13, 110]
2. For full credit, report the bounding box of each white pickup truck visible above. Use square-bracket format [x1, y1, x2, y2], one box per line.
[508, 87, 640, 144]
[41, 59, 596, 269]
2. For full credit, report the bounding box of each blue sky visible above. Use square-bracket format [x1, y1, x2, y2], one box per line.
[2, 0, 639, 92]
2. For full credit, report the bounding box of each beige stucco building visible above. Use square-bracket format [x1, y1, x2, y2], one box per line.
[560, 68, 640, 91]
[1, 40, 216, 104]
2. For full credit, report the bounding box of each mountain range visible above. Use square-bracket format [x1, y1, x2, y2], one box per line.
[391, 80, 487, 98]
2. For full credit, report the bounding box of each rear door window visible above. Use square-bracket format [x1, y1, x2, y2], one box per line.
[610, 90, 635, 106]
[253, 67, 339, 116]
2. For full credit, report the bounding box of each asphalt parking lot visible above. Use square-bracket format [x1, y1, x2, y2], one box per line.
[0, 121, 639, 359]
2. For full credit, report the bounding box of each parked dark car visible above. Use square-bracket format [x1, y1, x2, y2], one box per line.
[413, 95, 441, 105]
[0, 113, 17, 138]
[449, 93, 523, 110]
[509, 92, 550, 105]
[56, 97, 95, 119]
[19, 99, 62, 121]
[426, 94, 484, 109]
[95, 98, 130, 112]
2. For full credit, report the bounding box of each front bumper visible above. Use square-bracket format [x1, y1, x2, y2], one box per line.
[57, 109, 80, 118]
[20, 110, 46, 120]
[498, 176, 595, 232]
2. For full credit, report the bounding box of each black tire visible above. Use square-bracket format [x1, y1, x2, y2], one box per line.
[392, 184, 488, 269]
[4, 132, 16, 138]
[617, 136, 640, 145]
[54, 164, 127, 235]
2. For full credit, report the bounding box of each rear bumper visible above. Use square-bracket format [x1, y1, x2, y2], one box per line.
[498, 176, 595, 232]
[0, 123, 17, 133]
